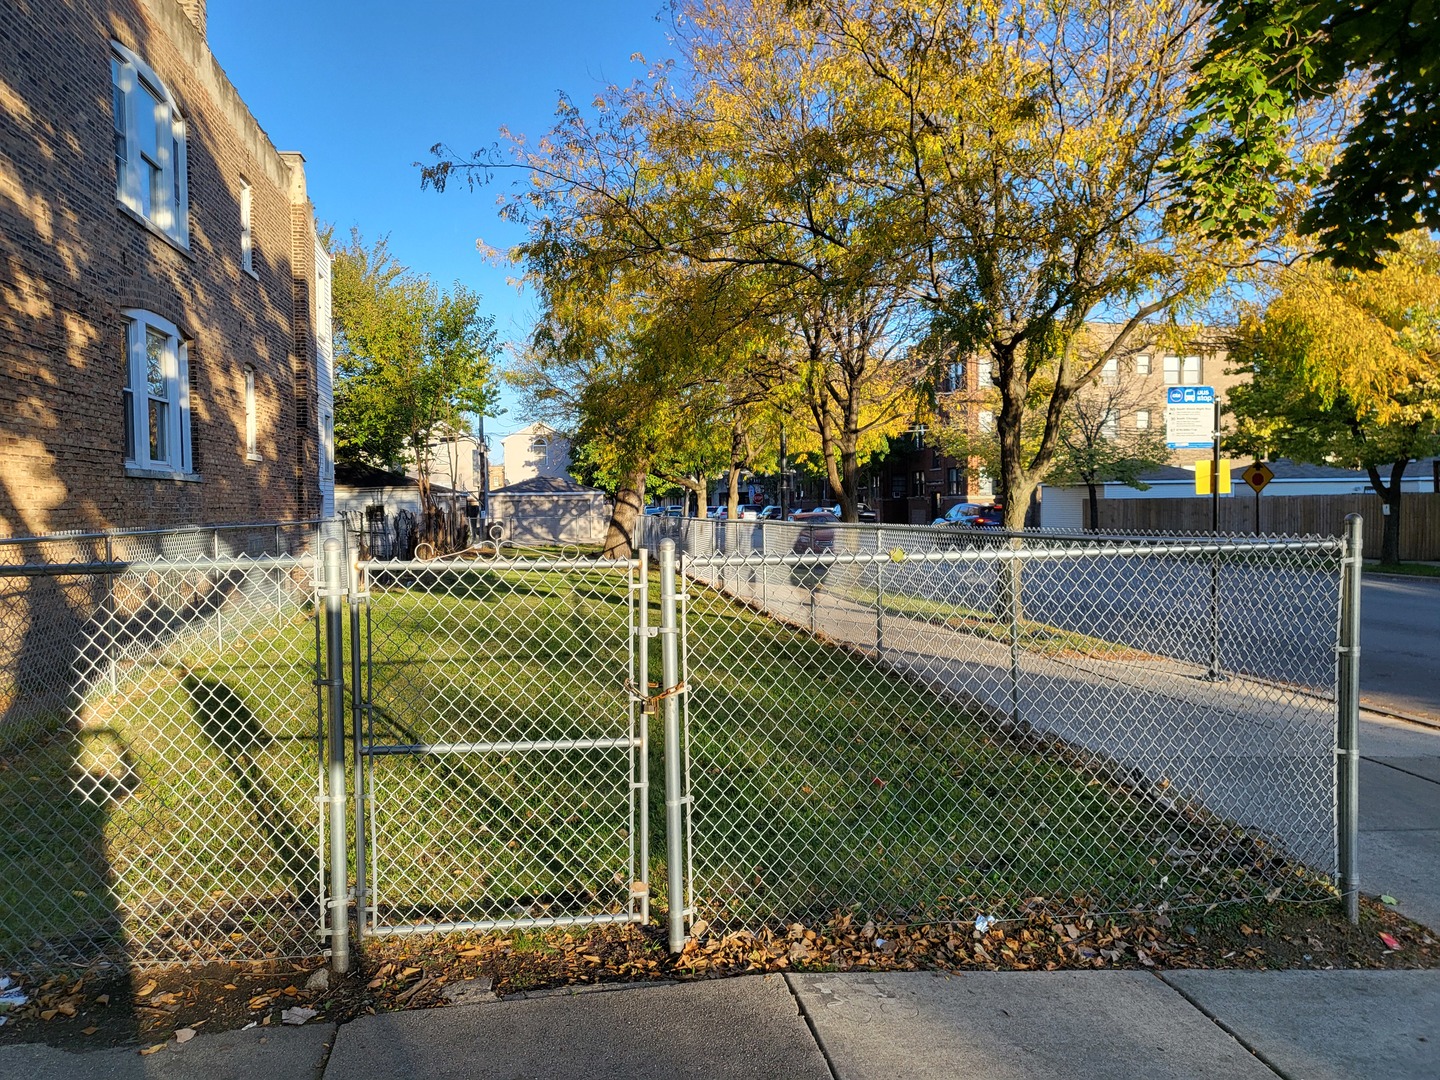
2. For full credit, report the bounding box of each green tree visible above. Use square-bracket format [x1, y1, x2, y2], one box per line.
[1047, 380, 1172, 532]
[329, 229, 499, 543]
[1171, 0, 1439, 267]
[794, 0, 1243, 530]
[1227, 235, 1440, 564]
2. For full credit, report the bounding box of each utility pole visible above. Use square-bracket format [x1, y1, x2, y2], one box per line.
[477, 412, 491, 535]
[779, 421, 789, 519]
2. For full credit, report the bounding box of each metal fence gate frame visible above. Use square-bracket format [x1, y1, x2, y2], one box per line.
[334, 545, 651, 947]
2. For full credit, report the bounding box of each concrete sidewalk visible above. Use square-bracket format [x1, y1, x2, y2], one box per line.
[5, 970, 1437, 1080]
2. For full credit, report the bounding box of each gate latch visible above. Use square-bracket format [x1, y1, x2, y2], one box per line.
[626, 679, 688, 715]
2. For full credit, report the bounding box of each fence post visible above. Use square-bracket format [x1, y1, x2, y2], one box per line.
[659, 539, 688, 953]
[759, 524, 767, 611]
[348, 554, 366, 943]
[322, 538, 351, 973]
[104, 535, 118, 695]
[636, 547, 651, 925]
[1337, 514, 1363, 924]
[875, 527, 884, 657]
[1007, 545, 1022, 726]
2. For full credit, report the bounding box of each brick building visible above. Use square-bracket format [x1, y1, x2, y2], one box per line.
[870, 328, 1248, 525]
[0, 0, 333, 539]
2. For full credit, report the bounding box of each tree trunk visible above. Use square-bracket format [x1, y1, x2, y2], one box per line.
[1366, 460, 1410, 565]
[727, 422, 745, 520]
[680, 478, 705, 517]
[1086, 480, 1099, 533]
[602, 467, 647, 560]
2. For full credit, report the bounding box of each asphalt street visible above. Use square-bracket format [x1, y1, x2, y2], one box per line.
[1360, 575, 1440, 721]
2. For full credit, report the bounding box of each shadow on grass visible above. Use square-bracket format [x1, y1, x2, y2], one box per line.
[181, 673, 314, 903]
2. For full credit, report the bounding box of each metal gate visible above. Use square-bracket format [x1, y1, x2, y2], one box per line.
[349, 550, 650, 938]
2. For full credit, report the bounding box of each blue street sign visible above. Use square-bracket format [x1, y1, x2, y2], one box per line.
[1167, 386, 1215, 405]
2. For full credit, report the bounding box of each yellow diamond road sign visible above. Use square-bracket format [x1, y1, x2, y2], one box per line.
[1242, 463, 1275, 493]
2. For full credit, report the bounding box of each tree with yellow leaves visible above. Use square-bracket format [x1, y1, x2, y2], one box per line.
[1228, 234, 1440, 565]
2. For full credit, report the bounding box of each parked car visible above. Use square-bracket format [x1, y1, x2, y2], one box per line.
[758, 505, 783, 520]
[710, 504, 763, 520]
[933, 502, 1005, 528]
[856, 502, 879, 523]
[790, 510, 837, 588]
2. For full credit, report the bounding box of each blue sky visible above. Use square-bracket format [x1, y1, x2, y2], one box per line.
[207, 0, 672, 451]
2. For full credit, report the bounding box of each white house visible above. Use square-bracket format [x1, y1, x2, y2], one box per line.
[500, 423, 573, 485]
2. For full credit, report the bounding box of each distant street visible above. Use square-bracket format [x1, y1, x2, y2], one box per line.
[1361, 576, 1440, 721]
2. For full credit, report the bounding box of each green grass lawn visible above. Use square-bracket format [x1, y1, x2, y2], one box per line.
[1364, 561, 1440, 578]
[1, 558, 1328, 970]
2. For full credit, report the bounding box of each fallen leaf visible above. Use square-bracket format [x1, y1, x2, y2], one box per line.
[95, 994, 110, 1006]
[280, 1006, 317, 1026]
[175, 1027, 196, 1044]
[139, 1044, 165, 1056]
[1380, 932, 1401, 950]
[81, 1026, 98, 1035]
[136, 979, 158, 998]
[223, 984, 237, 991]
[1380, 895, 1398, 906]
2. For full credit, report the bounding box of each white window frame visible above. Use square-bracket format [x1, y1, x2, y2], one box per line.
[122, 310, 193, 475]
[1101, 410, 1119, 439]
[1135, 409, 1151, 430]
[978, 409, 994, 434]
[1101, 357, 1118, 385]
[240, 179, 254, 273]
[111, 42, 189, 246]
[320, 408, 334, 481]
[1182, 355, 1202, 385]
[1135, 354, 1151, 375]
[1162, 355, 1180, 385]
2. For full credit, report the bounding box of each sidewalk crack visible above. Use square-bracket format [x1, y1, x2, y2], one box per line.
[1153, 972, 1293, 1080]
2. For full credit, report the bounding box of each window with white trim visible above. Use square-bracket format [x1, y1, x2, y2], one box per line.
[240, 179, 254, 272]
[1135, 354, 1151, 375]
[111, 42, 188, 245]
[1135, 409, 1151, 430]
[940, 360, 965, 393]
[1101, 410, 1119, 439]
[1101, 357, 1118, 384]
[978, 409, 994, 434]
[320, 409, 334, 480]
[244, 365, 258, 458]
[1162, 355, 1180, 384]
[1181, 355, 1202, 384]
[122, 311, 192, 474]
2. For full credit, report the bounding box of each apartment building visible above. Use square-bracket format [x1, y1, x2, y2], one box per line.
[870, 328, 1245, 525]
[0, 0, 333, 538]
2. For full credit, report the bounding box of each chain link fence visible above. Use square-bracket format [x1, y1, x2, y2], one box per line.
[1, 513, 1357, 974]
[0, 522, 325, 972]
[647, 516, 1350, 934]
[355, 554, 647, 937]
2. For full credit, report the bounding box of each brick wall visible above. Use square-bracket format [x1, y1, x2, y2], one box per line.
[0, 0, 321, 537]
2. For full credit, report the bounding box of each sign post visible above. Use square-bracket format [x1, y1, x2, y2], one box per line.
[1168, 387, 1226, 682]
[1242, 462, 1275, 533]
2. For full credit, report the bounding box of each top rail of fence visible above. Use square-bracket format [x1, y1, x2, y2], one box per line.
[650, 518, 1346, 565]
[0, 518, 325, 551]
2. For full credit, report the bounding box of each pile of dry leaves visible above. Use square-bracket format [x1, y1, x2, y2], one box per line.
[1, 896, 1434, 1053]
